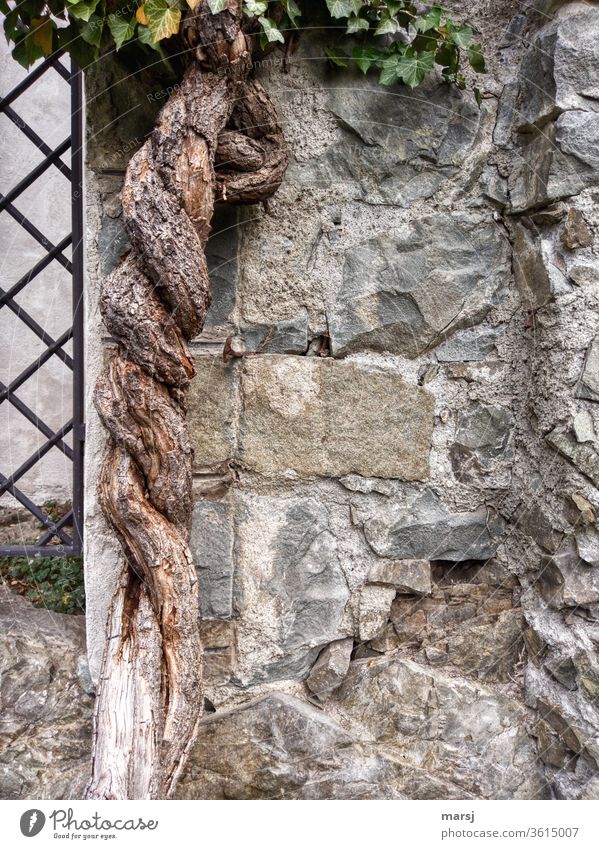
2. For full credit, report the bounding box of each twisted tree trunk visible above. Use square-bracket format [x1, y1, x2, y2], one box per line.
[87, 5, 287, 799]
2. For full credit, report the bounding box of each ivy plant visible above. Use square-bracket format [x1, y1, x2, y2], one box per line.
[1, 1, 484, 99]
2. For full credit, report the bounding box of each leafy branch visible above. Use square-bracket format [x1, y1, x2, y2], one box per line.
[1, 1, 485, 94]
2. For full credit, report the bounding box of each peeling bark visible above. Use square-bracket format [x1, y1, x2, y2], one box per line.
[88, 5, 287, 799]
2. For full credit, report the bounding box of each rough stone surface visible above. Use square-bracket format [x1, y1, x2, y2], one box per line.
[435, 326, 501, 363]
[293, 76, 481, 207]
[190, 500, 235, 619]
[306, 638, 354, 700]
[357, 585, 396, 641]
[328, 214, 509, 358]
[450, 402, 514, 484]
[576, 335, 599, 402]
[0, 589, 92, 799]
[546, 428, 599, 488]
[367, 559, 432, 595]
[354, 489, 504, 562]
[239, 357, 433, 480]
[188, 358, 239, 469]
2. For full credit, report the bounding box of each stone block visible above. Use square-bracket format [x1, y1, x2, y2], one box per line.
[358, 585, 396, 641]
[188, 357, 239, 469]
[306, 638, 354, 700]
[329, 213, 509, 357]
[576, 336, 599, 402]
[190, 500, 235, 619]
[367, 559, 432, 595]
[239, 356, 433, 480]
[355, 488, 504, 562]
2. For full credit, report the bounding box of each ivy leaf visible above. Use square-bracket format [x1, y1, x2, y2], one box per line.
[415, 6, 442, 33]
[352, 45, 382, 74]
[208, 0, 228, 12]
[468, 42, 486, 73]
[325, 45, 349, 67]
[449, 24, 473, 49]
[375, 15, 399, 36]
[31, 16, 55, 55]
[137, 22, 160, 49]
[346, 15, 368, 34]
[145, 0, 181, 43]
[258, 16, 284, 43]
[396, 49, 436, 88]
[108, 13, 136, 50]
[186, 0, 202, 9]
[136, 5, 149, 24]
[473, 85, 482, 108]
[243, 0, 267, 15]
[68, 0, 100, 22]
[80, 14, 103, 47]
[12, 33, 45, 69]
[326, 0, 354, 19]
[281, 0, 301, 27]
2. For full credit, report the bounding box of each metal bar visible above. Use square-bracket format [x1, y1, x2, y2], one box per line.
[0, 52, 65, 111]
[0, 234, 72, 308]
[0, 287, 74, 369]
[70, 60, 85, 558]
[0, 420, 74, 497]
[1, 199, 72, 272]
[36, 508, 74, 547]
[0, 326, 74, 405]
[3, 106, 72, 180]
[0, 138, 71, 212]
[50, 56, 71, 84]
[0, 383, 74, 460]
[0, 545, 77, 557]
[0, 475, 72, 544]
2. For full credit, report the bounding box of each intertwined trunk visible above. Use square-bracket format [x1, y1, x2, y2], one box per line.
[87, 5, 287, 799]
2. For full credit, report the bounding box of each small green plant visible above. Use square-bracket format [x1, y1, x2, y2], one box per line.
[0, 552, 85, 614]
[2, 1, 484, 101]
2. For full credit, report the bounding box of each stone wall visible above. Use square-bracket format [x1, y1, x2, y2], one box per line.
[81, 0, 599, 800]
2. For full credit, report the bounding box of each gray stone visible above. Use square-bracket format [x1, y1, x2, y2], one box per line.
[177, 693, 407, 800]
[293, 77, 481, 207]
[239, 356, 433, 480]
[189, 357, 239, 469]
[358, 585, 396, 641]
[306, 638, 354, 700]
[561, 208, 593, 251]
[240, 309, 308, 354]
[450, 402, 514, 482]
[493, 81, 518, 147]
[514, 502, 564, 553]
[98, 215, 130, 276]
[515, 9, 599, 130]
[200, 620, 235, 686]
[510, 113, 599, 212]
[538, 539, 599, 609]
[574, 410, 596, 444]
[511, 221, 552, 309]
[545, 656, 578, 691]
[355, 489, 504, 562]
[367, 559, 432, 595]
[329, 213, 509, 358]
[204, 207, 239, 329]
[435, 326, 501, 363]
[262, 498, 349, 680]
[333, 656, 545, 799]
[575, 525, 599, 566]
[577, 336, 599, 402]
[546, 427, 599, 487]
[190, 500, 235, 619]
[0, 589, 92, 799]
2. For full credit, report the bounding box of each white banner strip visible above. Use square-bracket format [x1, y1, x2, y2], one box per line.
[1, 799, 598, 848]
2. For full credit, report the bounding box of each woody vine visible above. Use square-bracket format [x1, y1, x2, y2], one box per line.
[2, 0, 485, 799]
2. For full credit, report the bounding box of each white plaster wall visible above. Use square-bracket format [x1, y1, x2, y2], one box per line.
[0, 42, 74, 508]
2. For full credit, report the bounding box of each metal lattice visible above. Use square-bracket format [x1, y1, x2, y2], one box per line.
[0, 54, 84, 557]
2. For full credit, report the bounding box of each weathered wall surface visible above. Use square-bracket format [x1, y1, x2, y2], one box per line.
[79, 0, 599, 800]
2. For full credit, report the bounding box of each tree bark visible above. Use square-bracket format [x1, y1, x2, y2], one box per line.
[87, 4, 287, 799]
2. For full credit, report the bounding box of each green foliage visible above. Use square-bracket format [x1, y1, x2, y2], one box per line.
[0, 552, 85, 614]
[2, 1, 485, 95]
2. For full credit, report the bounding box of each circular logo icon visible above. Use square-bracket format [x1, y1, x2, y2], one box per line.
[20, 810, 46, 837]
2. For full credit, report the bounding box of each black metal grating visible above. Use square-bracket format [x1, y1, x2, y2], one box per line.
[0, 54, 84, 557]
